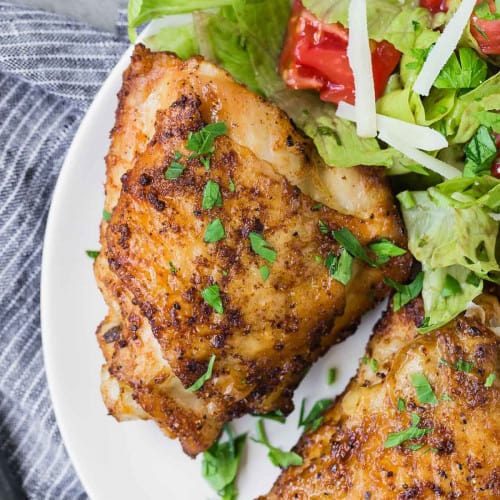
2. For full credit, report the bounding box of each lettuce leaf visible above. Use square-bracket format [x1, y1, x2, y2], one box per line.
[144, 23, 198, 58]
[399, 179, 499, 331]
[439, 73, 500, 144]
[419, 264, 483, 332]
[128, 0, 233, 41]
[194, 9, 262, 94]
[399, 188, 499, 278]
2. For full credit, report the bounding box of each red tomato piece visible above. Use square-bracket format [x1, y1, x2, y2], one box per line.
[471, 0, 500, 55]
[279, 0, 401, 105]
[419, 0, 448, 14]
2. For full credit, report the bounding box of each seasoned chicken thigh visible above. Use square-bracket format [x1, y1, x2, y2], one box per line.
[263, 293, 500, 499]
[94, 45, 411, 456]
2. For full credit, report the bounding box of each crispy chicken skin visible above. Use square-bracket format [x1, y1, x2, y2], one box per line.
[94, 45, 411, 456]
[263, 294, 500, 499]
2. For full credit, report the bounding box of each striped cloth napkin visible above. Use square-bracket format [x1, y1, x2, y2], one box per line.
[0, 3, 129, 498]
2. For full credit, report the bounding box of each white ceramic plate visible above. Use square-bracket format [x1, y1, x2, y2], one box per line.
[41, 17, 385, 500]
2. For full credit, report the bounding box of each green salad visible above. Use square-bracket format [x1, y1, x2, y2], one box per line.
[127, 0, 499, 496]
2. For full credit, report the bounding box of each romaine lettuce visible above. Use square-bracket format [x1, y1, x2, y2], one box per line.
[419, 264, 483, 332]
[144, 24, 198, 59]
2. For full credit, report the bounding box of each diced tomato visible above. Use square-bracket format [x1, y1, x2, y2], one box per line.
[279, 0, 401, 105]
[471, 0, 500, 55]
[419, 0, 448, 14]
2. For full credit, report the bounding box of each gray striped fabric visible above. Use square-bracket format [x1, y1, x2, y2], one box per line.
[0, 3, 128, 498]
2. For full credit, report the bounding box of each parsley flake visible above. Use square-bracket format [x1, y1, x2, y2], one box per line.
[202, 180, 223, 210]
[439, 358, 474, 373]
[187, 122, 227, 170]
[201, 284, 224, 314]
[384, 412, 433, 448]
[165, 161, 185, 180]
[102, 209, 112, 222]
[318, 220, 329, 234]
[368, 239, 406, 265]
[298, 399, 333, 432]
[169, 261, 177, 274]
[229, 177, 236, 192]
[332, 228, 374, 266]
[485, 373, 496, 387]
[327, 368, 337, 385]
[312, 203, 323, 211]
[331, 250, 353, 285]
[441, 393, 453, 401]
[202, 424, 246, 500]
[434, 47, 487, 89]
[252, 410, 286, 424]
[259, 265, 270, 281]
[204, 218, 226, 243]
[397, 397, 406, 411]
[86, 250, 99, 260]
[187, 354, 216, 392]
[464, 125, 497, 177]
[253, 420, 303, 468]
[249, 232, 276, 263]
[410, 373, 438, 405]
[362, 356, 379, 374]
[384, 272, 424, 312]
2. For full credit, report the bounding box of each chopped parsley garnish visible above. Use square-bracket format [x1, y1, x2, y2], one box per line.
[384, 412, 433, 448]
[86, 250, 99, 260]
[314, 255, 322, 263]
[439, 358, 474, 373]
[165, 160, 185, 179]
[434, 47, 487, 90]
[204, 218, 226, 243]
[318, 220, 329, 234]
[102, 209, 112, 222]
[229, 177, 236, 192]
[368, 239, 406, 265]
[464, 125, 498, 177]
[324, 250, 353, 285]
[332, 250, 353, 285]
[410, 373, 438, 405]
[485, 373, 496, 387]
[202, 424, 246, 500]
[202, 180, 223, 210]
[362, 356, 379, 374]
[252, 410, 286, 424]
[332, 228, 373, 266]
[384, 272, 424, 312]
[327, 367, 337, 385]
[187, 354, 216, 392]
[441, 274, 463, 297]
[169, 261, 177, 274]
[298, 398, 333, 432]
[259, 265, 270, 281]
[441, 393, 453, 401]
[252, 420, 303, 468]
[249, 232, 276, 263]
[397, 397, 406, 412]
[312, 203, 323, 211]
[187, 122, 227, 170]
[201, 284, 224, 314]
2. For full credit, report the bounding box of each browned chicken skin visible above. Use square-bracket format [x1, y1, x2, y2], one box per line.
[94, 45, 411, 456]
[263, 294, 500, 499]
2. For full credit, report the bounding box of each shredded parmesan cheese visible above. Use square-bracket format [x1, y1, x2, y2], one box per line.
[413, 0, 477, 96]
[337, 101, 448, 151]
[378, 129, 461, 179]
[347, 0, 377, 138]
